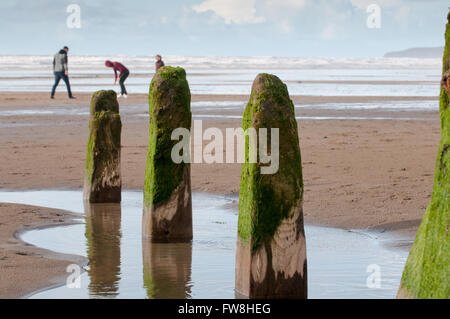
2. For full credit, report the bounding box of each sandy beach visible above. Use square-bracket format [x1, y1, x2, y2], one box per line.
[0, 202, 87, 298]
[0, 91, 441, 298]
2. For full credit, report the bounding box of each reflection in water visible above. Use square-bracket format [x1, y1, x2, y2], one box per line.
[142, 239, 193, 299]
[13, 191, 409, 299]
[84, 202, 122, 298]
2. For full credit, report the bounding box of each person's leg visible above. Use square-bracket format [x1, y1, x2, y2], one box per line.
[61, 73, 73, 98]
[119, 72, 129, 95]
[119, 74, 126, 95]
[51, 72, 62, 98]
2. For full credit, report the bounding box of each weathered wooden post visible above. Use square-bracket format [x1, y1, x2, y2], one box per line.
[235, 73, 307, 298]
[84, 90, 122, 203]
[143, 66, 192, 242]
[397, 13, 450, 299]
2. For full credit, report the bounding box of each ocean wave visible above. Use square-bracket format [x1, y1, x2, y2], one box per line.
[0, 55, 442, 71]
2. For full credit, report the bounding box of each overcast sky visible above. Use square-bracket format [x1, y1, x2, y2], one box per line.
[0, 0, 448, 57]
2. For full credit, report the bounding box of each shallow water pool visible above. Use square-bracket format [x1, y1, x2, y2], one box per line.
[0, 190, 409, 299]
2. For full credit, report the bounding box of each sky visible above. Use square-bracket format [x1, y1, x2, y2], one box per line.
[0, 0, 448, 57]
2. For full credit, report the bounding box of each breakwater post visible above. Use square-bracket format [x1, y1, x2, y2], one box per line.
[84, 90, 122, 203]
[235, 73, 307, 298]
[397, 13, 450, 299]
[143, 66, 192, 242]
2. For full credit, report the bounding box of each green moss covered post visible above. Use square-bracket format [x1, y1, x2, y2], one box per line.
[143, 66, 192, 242]
[235, 74, 307, 298]
[84, 90, 122, 203]
[397, 13, 450, 299]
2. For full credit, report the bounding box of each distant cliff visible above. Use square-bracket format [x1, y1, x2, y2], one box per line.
[384, 47, 444, 58]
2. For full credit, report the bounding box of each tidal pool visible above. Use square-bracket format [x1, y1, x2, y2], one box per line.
[0, 190, 409, 299]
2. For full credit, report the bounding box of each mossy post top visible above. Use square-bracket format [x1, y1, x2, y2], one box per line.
[251, 73, 289, 98]
[152, 66, 187, 83]
[90, 90, 119, 115]
[247, 73, 292, 118]
[149, 66, 191, 117]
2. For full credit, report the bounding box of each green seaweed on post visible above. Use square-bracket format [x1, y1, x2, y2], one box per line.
[397, 13, 450, 299]
[143, 66, 192, 207]
[238, 73, 303, 252]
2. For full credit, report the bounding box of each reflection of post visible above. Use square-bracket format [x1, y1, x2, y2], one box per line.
[84, 203, 122, 297]
[142, 239, 192, 299]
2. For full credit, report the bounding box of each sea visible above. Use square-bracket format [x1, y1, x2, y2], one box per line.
[0, 55, 442, 97]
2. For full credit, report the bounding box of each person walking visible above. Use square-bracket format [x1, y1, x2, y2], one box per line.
[155, 55, 165, 72]
[51, 46, 75, 99]
[105, 60, 129, 98]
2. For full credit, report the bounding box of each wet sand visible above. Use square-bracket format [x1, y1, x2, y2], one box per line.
[0, 91, 438, 104]
[0, 203, 87, 298]
[0, 91, 441, 297]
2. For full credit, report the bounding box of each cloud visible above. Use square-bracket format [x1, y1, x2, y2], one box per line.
[261, 0, 307, 20]
[263, 0, 307, 10]
[192, 0, 309, 25]
[349, 0, 402, 9]
[319, 24, 337, 40]
[263, 0, 310, 9]
[192, 0, 265, 24]
[394, 5, 411, 25]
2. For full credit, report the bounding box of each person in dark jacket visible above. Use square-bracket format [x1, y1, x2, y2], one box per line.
[441, 72, 449, 94]
[155, 55, 165, 72]
[51, 46, 74, 99]
[105, 60, 129, 98]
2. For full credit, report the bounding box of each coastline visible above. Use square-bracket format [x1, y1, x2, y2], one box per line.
[0, 91, 441, 298]
[0, 191, 416, 299]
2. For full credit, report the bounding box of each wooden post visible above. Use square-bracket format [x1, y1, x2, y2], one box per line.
[143, 66, 192, 242]
[235, 73, 307, 298]
[84, 90, 121, 203]
[397, 13, 450, 299]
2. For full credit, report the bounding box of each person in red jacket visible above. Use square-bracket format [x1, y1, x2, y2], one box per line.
[105, 60, 129, 98]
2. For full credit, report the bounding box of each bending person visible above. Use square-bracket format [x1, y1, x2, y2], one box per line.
[105, 60, 130, 98]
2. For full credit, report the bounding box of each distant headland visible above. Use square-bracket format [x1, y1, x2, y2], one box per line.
[384, 47, 444, 58]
